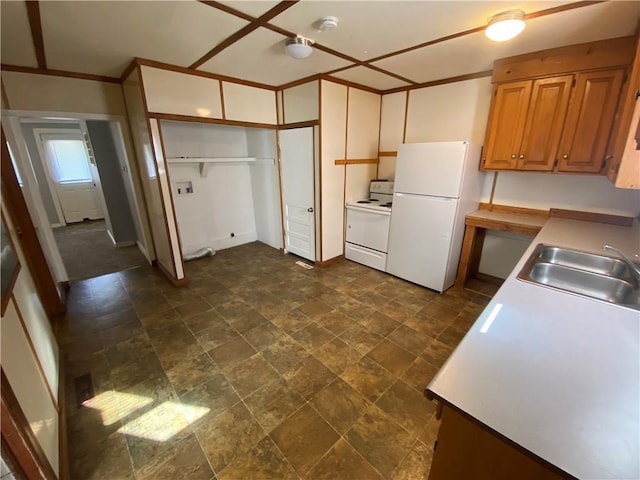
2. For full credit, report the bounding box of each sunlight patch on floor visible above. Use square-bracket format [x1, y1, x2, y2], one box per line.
[83, 391, 153, 426]
[118, 401, 210, 442]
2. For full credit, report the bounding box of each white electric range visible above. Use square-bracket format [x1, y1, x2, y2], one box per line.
[345, 181, 394, 271]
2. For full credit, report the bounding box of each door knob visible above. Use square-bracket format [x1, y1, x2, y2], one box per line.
[511, 154, 516, 159]
[562, 154, 569, 159]
[307, 207, 314, 213]
[519, 154, 524, 159]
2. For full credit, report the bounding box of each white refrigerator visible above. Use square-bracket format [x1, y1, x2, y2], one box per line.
[386, 141, 483, 292]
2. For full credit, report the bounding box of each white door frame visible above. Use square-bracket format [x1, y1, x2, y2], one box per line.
[2, 117, 69, 284]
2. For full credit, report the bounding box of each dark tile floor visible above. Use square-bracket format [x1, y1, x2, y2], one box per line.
[57, 242, 491, 480]
[53, 219, 148, 282]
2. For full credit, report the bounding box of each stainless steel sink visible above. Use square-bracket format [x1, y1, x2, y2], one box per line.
[517, 244, 640, 310]
[537, 246, 636, 283]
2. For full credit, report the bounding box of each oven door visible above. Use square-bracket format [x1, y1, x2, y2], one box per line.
[345, 205, 391, 253]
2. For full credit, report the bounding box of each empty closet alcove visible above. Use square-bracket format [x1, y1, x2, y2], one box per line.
[160, 121, 282, 255]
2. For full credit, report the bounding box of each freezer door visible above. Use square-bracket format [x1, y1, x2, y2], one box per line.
[386, 193, 457, 292]
[395, 142, 468, 198]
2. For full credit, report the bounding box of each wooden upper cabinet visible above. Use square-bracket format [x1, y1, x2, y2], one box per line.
[482, 38, 634, 175]
[606, 37, 639, 189]
[557, 69, 624, 173]
[518, 76, 573, 171]
[482, 80, 532, 170]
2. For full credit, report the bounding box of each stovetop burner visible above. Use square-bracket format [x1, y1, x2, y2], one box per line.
[357, 200, 371, 204]
[381, 203, 392, 207]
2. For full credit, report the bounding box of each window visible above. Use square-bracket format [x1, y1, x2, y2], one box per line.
[45, 139, 92, 184]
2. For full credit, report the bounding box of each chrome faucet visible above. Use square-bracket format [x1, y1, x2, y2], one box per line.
[602, 244, 640, 286]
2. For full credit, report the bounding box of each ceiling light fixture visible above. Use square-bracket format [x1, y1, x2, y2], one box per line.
[285, 35, 314, 59]
[485, 10, 526, 42]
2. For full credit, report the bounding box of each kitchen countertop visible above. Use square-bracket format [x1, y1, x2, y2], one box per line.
[466, 208, 548, 231]
[426, 217, 640, 479]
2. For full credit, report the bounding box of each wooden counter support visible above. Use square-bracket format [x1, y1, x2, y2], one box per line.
[429, 405, 571, 480]
[455, 208, 547, 288]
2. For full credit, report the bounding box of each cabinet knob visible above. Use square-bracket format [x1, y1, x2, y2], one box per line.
[511, 154, 516, 159]
[562, 154, 569, 159]
[519, 154, 524, 159]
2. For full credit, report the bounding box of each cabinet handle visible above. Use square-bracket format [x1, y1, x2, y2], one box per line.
[511, 154, 516, 159]
[562, 154, 569, 159]
[519, 154, 524, 159]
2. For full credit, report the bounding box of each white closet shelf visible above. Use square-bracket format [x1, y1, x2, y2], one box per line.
[167, 157, 257, 177]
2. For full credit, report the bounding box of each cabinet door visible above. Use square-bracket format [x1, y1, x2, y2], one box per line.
[557, 69, 624, 173]
[482, 80, 532, 170]
[517, 76, 573, 171]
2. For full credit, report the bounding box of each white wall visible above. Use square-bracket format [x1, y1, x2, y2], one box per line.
[2, 71, 126, 115]
[345, 89, 381, 202]
[169, 162, 257, 253]
[320, 80, 348, 261]
[141, 66, 223, 119]
[405, 77, 492, 145]
[378, 91, 407, 180]
[122, 71, 163, 265]
[491, 171, 640, 217]
[160, 121, 248, 157]
[1, 204, 60, 476]
[223, 82, 277, 125]
[247, 129, 282, 250]
[282, 81, 319, 124]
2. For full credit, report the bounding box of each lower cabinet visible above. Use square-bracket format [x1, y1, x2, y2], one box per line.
[428, 405, 570, 480]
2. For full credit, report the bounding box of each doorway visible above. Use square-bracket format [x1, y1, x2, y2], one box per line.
[4, 113, 152, 284]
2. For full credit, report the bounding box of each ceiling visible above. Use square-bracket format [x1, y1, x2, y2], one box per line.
[1, 1, 638, 92]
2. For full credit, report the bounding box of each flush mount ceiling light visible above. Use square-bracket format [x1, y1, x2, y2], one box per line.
[285, 35, 314, 59]
[485, 10, 526, 42]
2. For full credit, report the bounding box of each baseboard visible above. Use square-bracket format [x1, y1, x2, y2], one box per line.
[114, 240, 136, 248]
[316, 254, 345, 267]
[191, 232, 257, 252]
[106, 229, 116, 246]
[475, 272, 505, 286]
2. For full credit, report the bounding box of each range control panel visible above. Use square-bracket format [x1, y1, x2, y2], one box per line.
[369, 181, 394, 195]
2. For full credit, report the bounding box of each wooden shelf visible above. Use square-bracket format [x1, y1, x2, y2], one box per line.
[166, 157, 256, 177]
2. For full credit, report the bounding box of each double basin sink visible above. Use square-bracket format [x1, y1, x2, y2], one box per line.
[517, 244, 640, 311]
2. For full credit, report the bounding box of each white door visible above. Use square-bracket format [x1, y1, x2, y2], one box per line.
[41, 133, 104, 224]
[279, 127, 315, 262]
[386, 193, 458, 292]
